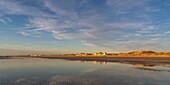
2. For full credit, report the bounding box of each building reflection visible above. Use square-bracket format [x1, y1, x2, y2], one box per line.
[80, 60, 107, 64]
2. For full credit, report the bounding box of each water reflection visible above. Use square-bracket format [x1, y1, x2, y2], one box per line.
[80, 60, 107, 64]
[0, 58, 170, 85]
[131, 63, 156, 67]
[135, 67, 170, 72]
[0, 75, 145, 85]
[79, 60, 170, 73]
[79, 60, 170, 68]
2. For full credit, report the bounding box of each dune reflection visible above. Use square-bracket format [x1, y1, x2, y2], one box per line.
[132, 63, 156, 67]
[135, 67, 170, 72]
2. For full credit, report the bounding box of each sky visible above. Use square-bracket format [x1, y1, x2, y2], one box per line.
[0, 0, 170, 55]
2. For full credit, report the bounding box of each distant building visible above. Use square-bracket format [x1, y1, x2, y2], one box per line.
[93, 52, 107, 56]
[79, 53, 86, 56]
[86, 53, 93, 56]
[78, 52, 109, 56]
[103, 52, 107, 55]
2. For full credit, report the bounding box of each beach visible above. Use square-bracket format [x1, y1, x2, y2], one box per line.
[1, 55, 170, 67]
[1, 56, 169, 67]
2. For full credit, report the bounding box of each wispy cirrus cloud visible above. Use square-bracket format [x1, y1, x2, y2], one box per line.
[0, 19, 7, 24]
[0, 0, 55, 18]
[21, 0, 166, 51]
[17, 31, 31, 36]
[0, 0, 169, 52]
[0, 16, 12, 24]
[164, 31, 170, 34]
[107, 0, 149, 15]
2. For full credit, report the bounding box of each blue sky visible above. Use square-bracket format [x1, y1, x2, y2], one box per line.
[0, 0, 170, 55]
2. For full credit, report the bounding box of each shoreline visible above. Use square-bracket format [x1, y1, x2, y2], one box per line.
[1, 56, 170, 66]
[42, 56, 170, 67]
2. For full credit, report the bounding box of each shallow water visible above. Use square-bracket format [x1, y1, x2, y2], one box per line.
[0, 58, 170, 85]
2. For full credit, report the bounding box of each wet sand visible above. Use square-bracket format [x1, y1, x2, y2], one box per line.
[1, 56, 170, 66]
[38, 56, 170, 66]
[0, 56, 11, 59]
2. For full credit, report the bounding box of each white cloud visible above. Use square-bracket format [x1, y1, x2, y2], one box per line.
[107, 23, 144, 29]
[107, 0, 148, 15]
[5, 17, 12, 22]
[81, 40, 97, 47]
[0, 0, 167, 52]
[111, 38, 160, 45]
[0, 16, 12, 24]
[28, 17, 95, 40]
[17, 29, 43, 38]
[145, 7, 160, 12]
[25, 5, 159, 50]
[148, 34, 163, 37]
[0, 19, 7, 24]
[0, 0, 55, 18]
[17, 32, 31, 36]
[44, 0, 78, 19]
[165, 31, 170, 34]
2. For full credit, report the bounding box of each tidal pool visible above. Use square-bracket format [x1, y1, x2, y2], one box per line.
[0, 58, 170, 85]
